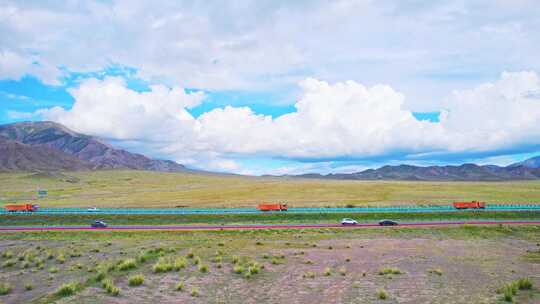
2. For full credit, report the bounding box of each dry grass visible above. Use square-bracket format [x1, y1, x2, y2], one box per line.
[2, 170, 540, 208]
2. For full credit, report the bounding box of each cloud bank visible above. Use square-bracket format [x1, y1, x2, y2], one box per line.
[35, 71, 540, 172]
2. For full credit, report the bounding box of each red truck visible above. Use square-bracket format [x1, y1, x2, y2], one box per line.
[257, 203, 288, 211]
[453, 201, 486, 209]
[4, 204, 40, 212]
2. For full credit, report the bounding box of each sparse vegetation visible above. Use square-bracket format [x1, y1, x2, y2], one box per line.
[379, 267, 402, 275]
[174, 257, 187, 270]
[102, 278, 120, 296]
[152, 257, 173, 273]
[377, 289, 388, 300]
[190, 287, 199, 297]
[324, 267, 332, 276]
[118, 258, 137, 271]
[55, 282, 79, 297]
[198, 263, 209, 273]
[303, 271, 316, 279]
[0, 282, 12, 295]
[2, 259, 15, 268]
[427, 268, 443, 276]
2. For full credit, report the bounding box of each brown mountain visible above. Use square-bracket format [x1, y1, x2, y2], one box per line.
[0, 121, 186, 172]
[0, 135, 91, 171]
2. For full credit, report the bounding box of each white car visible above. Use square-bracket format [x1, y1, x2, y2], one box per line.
[341, 218, 358, 225]
[87, 207, 99, 212]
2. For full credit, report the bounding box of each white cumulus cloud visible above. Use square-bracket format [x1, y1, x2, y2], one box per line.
[33, 71, 540, 173]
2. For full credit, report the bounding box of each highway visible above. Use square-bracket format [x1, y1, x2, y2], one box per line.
[1, 220, 539, 231]
[2, 204, 540, 215]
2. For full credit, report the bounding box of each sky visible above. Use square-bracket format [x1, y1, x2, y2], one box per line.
[1, 0, 540, 175]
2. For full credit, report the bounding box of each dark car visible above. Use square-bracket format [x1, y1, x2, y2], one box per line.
[379, 219, 398, 226]
[91, 220, 108, 228]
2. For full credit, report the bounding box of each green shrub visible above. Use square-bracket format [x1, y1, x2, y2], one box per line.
[427, 268, 443, 276]
[118, 258, 137, 271]
[231, 256, 239, 264]
[378, 267, 402, 275]
[233, 265, 244, 274]
[324, 267, 332, 276]
[55, 282, 79, 297]
[0, 282, 12, 295]
[303, 271, 315, 279]
[102, 278, 120, 296]
[1, 251, 13, 259]
[517, 278, 533, 290]
[95, 271, 107, 282]
[186, 249, 194, 259]
[128, 274, 144, 286]
[152, 258, 173, 273]
[377, 289, 388, 300]
[175, 281, 184, 291]
[193, 257, 201, 265]
[56, 254, 65, 264]
[2, 259, 15, 268]
[173, 257, 187, 270]
[49, 266, 59, 273]
[190, 287, 199, 297]
[25, 283, 33, 291]
[198, 264, 209, 273]
[339, 267, 347, 276]
[248, 262, 260, 275]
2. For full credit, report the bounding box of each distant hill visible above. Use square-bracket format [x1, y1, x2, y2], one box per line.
[509, 155, 540, 169]
[0, 121, 187, 172]
[295, 159, 540, 181]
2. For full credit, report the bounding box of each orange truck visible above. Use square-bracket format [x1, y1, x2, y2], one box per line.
[453, 201, 486, 209]
[257, 203, 288, 211]
[4, 204, 40, 212]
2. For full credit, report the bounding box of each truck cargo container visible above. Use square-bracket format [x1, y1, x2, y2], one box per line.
[257, 203, 288, 211]
[453, 201, 486, 209]
[4, 204, 39, 212]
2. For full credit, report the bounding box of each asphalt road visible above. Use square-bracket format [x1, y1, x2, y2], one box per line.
[1, 220, 539, 231]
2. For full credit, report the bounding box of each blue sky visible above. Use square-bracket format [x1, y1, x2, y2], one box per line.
[1, 1, 540, 174]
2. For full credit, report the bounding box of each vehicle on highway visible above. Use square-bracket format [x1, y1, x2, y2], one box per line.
[379, 219, 398, 226]
[453, 201, 486, 209]
[87, 207, 99, 212]
[4, 204, 39, 212]
[257, 203, 288, 211]
[341, 218, 358, 225]
[91, 220, 108, 228]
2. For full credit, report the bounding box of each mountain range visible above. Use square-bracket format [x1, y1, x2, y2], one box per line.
[0, 121, 186, 172]
[296, 158, 540, 181]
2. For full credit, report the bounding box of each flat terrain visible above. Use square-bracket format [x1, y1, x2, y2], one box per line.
[1, 171, 540, 208]
[0, 226, 539, 304]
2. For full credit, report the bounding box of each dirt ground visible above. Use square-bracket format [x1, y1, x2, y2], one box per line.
[0, 228, 539, 304]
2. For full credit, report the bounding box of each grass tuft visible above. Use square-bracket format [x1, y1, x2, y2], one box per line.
[55, 282, 79, 297]
[190, 287, 199, 297]
[175, 281, 184, 291]
[128, 274, 144, 286]
[118, 258, 137, 271]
